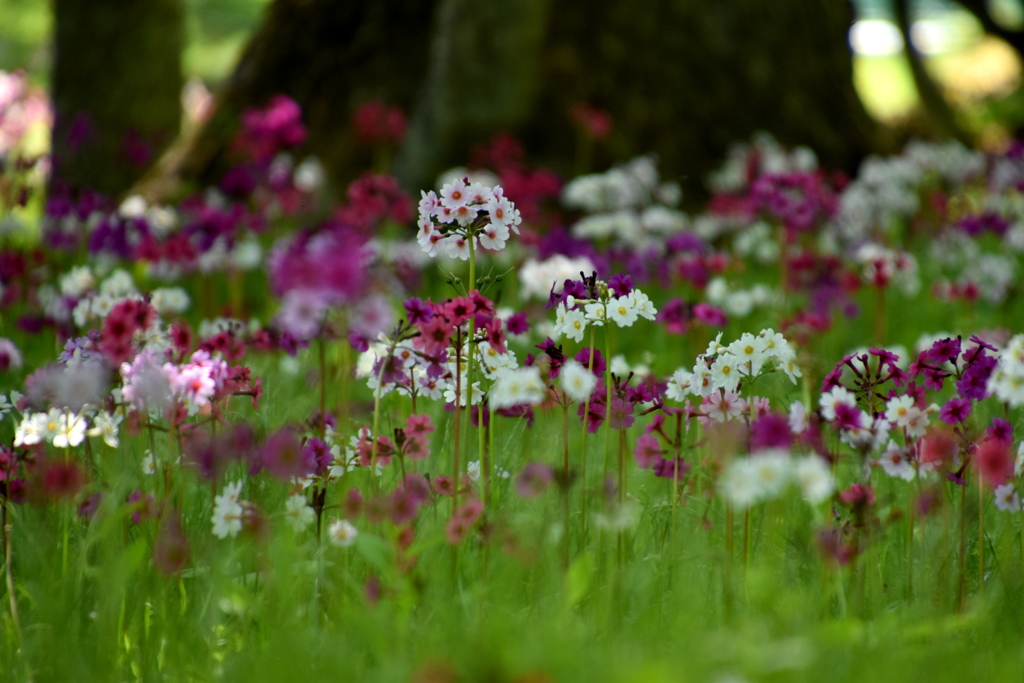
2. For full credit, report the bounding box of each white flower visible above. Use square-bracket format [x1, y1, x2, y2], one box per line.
[747, 450, 792, 500]
[328, 519, 358, 547]
[60, 266, 95, 298]
[560, 359, 598, 403]
[284, 494, 316, 532]
[721, 457, 775, 510]
[665, 368, 692, 402]
[793, 455, 834, 503]
[150, 287, 190, 316]
[788, 401, 808, 435]
[994, 484, 1021, 512]
[710, 353, 742, 393]
[51, 411, 86, 448]
[820, 386, 857, 421]
[562, 308, 587, 343]
[212, 481, 246, 539]
[584, 302, 606, 325]
[877, 441, 916, 481]
[87, 410, 122, 448]
[141, 450, 158, 475]
[884, 395, 917, 428]
[606, 295, 638, 328]
[628, 289, 657, 320]
[490, 367, 546, 410]
[727, 333, 769, 376]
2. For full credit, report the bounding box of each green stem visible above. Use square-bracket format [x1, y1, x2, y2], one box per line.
[580, 327, 597, 545]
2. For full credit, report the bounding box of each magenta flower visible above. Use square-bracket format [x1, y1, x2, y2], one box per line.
[514, 462, 554, 498]
[939, 397, 971, 426]
[633, 433, 662, 469]
[259, 429, 316, 480]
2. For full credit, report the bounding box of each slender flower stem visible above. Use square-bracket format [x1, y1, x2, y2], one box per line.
[452, 329, 463, 513]
[5, 509, 21, 646]
[957, 483, 966, 611]
[580, 327, 597, 544]
[978, 477, 985, 592]
[318, 336, 327, 441]
[370, 346, 390, 493]
[562, 402, 571, 570]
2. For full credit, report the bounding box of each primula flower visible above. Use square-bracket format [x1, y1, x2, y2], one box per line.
[560, 359, 598, 403]
[975, 438, 1013, 487]
[515, 462, 554, 497]
[328, 519, 359, 547]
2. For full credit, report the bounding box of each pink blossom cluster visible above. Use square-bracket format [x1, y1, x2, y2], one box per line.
[416, 178, 521, 258]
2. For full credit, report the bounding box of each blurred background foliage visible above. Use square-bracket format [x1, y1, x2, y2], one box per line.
[3, 0, 1024, 197]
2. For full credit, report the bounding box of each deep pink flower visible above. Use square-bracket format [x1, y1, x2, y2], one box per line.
[975, 438, 1013, 487]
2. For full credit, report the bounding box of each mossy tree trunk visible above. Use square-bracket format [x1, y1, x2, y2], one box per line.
[50, 0, 183, 199]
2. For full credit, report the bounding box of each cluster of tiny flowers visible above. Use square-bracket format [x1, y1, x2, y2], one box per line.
[854, 243, 919, 295]
[121, 349, 230, 416]
[666, 329, 801, 402]
[988, 334, 1024, 406]
[416, 177, 521, 259]
[211, 480, 247, 539]
[719, 450, 834, 510]
[551, 276, 657, 344]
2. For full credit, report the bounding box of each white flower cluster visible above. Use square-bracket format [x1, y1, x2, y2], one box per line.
[705, 277, 777, 319]
[665, 329, 800, 402]
[552, 287, 657, 343]
[731, 221, 781, 264]
[562, 155, 685, 245]
[706, 132, 818, 194]
[212, 480, 247, 539]
[833, 155, 921, 243]
[988, 335, 1024, 406]
[720, 450, 834, 510]
[489, 366, 546, 410]
[518, 255, 597, 301]
[416, 177, 521, 259]
[854, 243, 919, 295]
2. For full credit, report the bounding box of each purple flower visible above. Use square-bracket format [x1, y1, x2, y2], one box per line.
[653, 456, 690, 479]
[505, 312, 529, 336]
[515, 462, 554, 498]
[988, 417, 1014, 445]
[956, 355, 996, 401]
[259, 429, 316, 480]
[633, 433, 662, 469]
[608, 397, 635, 430]
[939, 397, 971, 425]
[750, 414, 793, 451]
[574, 347, 605, 377]
[403, 297, 434, 325]
[608, 273, 633, 297]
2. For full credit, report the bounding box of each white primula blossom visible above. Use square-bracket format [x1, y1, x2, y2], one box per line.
[989, 334, 1024, 406]
[793, 455, 835, 503]
[664, 368, 693, 402]
[211, 480, 246, 539]
[52, 411, 88, 448]
[328, 519, 359, 547]
[284, 493, 316, 532]
[606, 295, 638, 328]
[877, 441, 916, 481]
[994, 484, 1022, 512]
[489, 367, 546, 410]
[560, 359, 598, 403]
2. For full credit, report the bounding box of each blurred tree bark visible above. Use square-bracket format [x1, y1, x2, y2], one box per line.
[50, 0, 183, 198]
[163, 0, 885, 200]
[893, 0, 969, 142]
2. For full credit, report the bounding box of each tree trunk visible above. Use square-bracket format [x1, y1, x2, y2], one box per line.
[156, 0, 438, 199]
[162, 0, 885, 201]
[50, 0, 183, 199]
